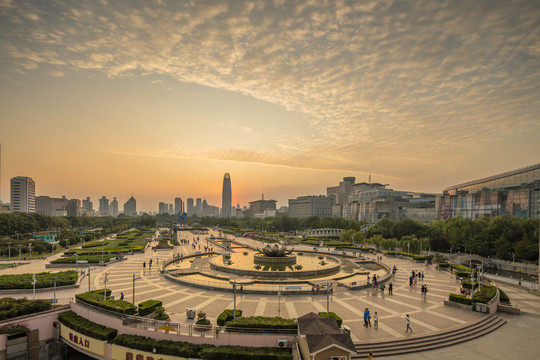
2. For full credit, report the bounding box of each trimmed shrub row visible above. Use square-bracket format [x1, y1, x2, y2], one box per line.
[0, 297, 51, 320]
[448, 294, 474, 305]
[472, 285, 497, 304]
[138, 300, 162, 317]
[76, 290, 136, 315]
[499, 288, 511, 304]
[318, 312, 342, 327]
[217, 309, 243, 326]
[58, 311, 118, 341]
[0, 271, 78, 289]
[225, 316, 297, 331]
[112, 334, 292, 360]
[51, 255, 118, 264]
[461, 281, 480, 289]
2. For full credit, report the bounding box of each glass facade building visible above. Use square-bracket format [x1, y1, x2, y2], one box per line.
[437, 163, 540, 219]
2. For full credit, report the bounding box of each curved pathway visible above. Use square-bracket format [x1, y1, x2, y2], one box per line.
[4, 230, 540, 358]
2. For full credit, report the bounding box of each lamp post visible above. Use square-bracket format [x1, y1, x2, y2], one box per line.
[28, 243, 32, 260]
[101, 244, 104, 265]
[132, 273, 141, 305]
[233, 280, 237, 319]
[103, 273, 108, 300]
[51, 271, 60, 308]
[326, 282, 330, 319]
[76, 251, 79, 272]
[7, 242, 11, 259]
[277, 284, 281, 318]
[17, 245, 23, 263]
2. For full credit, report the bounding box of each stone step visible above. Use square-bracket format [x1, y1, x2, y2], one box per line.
[352, 314, 506, 358]
[354, 313, 499, 350]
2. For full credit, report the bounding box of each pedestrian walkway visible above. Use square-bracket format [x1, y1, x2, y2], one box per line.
[3, 229, 539, 358]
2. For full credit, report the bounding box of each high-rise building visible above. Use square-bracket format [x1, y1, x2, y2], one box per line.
[66, 198, 81, 217]
[174, 197, 183, 214]
[36, 196, 67, 216]
[168, 203, 173, 214]
[158, 202, 168, 214]
[99, 196, 109, 216]
[327, 177, 356, 217]
[110, 197, 119, 217]
[187, 198, 194, 215]
[249, 194, 277, 217]
[10, 176, 35, 213]
[222, 173, 232, 218]
[288, 195, 334, 218]
[196, 198, 202, 216]
[124, 196, 137, 216]
[82, 197, 93, 215]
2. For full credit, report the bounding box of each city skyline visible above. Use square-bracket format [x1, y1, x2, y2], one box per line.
[1, 1, 540, 212]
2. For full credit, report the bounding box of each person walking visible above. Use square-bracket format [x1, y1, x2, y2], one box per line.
[423, 285, 428, 299]
[405, 314, 412, 332]
[367, 308, 372, 327]
[369, 351, 373, 360]
[143, 261, 146, 271]
[374, 312, 379, 329]
[120, 292, 124, 300]
[389, 282, 393, 296]
[363, 308, 369, 327]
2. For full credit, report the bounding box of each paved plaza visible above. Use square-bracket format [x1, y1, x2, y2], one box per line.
[3, 231, 540, 359]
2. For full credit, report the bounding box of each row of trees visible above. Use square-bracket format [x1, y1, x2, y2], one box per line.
[1, 212, 538, 262]
[0, 213, 156, 238]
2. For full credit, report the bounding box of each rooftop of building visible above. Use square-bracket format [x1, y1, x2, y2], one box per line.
[443, 163, 540, 192]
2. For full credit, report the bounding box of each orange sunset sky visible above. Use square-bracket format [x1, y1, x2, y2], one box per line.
[1, 0, 540, 212]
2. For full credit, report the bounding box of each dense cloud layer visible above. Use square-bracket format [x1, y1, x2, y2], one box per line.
[2, 0, 539, 176]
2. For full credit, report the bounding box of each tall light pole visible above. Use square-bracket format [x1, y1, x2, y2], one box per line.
[88, 267, 92, 292]
[101, 243, 104, 265]
[28, 243, 32, 260]
[51, 271, 60, 308]
[76, 250, 79, 272]
[103, 273, 108, 300]
[7, 242, 11, 259]
[233, 280, 237, 319]
[17, 245, 23, 263]
[326, 281, 330, 318]
[132, 273, 141, 305]
[277, 284, 281, 318]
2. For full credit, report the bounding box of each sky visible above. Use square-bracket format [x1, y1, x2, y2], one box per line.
[1, 0, 540, 212]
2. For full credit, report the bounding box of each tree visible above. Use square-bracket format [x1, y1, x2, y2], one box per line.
[33, 244, 46, 255]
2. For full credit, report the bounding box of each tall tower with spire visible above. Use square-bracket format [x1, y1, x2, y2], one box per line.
[222, 173, 232, 218]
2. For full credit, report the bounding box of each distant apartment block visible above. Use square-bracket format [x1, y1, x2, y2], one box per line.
[66, 198, 81, 217]
[10, 176, 35, 213]
[249, 194, 277, 217]
[110, 197, 119, 217]
[186, 198, 194, 215]
[437, 163, 540, 220]
[158, 202, 168, 214]
[123, 196, 137, 216]
[174, 197, 183, 214]
[82, 196, 94, 216]
[327, 177, 356, 217]
[288, 195, 333, 218]
[99, 196, 109, 216]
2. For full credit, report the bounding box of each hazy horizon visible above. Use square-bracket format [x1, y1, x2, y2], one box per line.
[1, 0, 539, 212]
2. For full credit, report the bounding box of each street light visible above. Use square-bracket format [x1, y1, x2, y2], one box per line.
[17, 245, 23, 263]
[103, 273, 108, 300]
[88, 267, 97, 292]
[51, 271, 60, 308]
[101, 244, 104, 265]
[233, 280, 237, 319]
[132, 273, 142, 305]
[28, 243, 32, 260]
[7, 242, 11, 259]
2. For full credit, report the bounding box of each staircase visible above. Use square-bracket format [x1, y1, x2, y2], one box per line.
[352, 314, 506, 358]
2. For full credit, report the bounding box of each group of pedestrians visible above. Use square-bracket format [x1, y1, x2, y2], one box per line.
[363, 308, 378, 329]
[311, 283, 333, 294]
[409, 270, 424, 286]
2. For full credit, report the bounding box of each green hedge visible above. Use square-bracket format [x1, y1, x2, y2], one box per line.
[438, 262, 450, 268]
[200, 346, 292, 360]
[472, 285, 497, 304]
[499, 288, 511, 304]
[449, 294, 474, 305]
[58, 311, 117, 341]
[455, 271, 472, 278]
[318, 312, 342, 327]
[225, 316, 297, 331]
[51, 255, 118, 264]
[111, 334, 292, 360]
[217, 309, 243, 326]
[0, 298, 51, 320]
[0, 271, 78, 289]
[385, 252, 433, 262]
[76, 291, 136, 315]
[0, 325, 28, 334]
[138, 300, 162, 317]
[461, 281, 480, 289]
